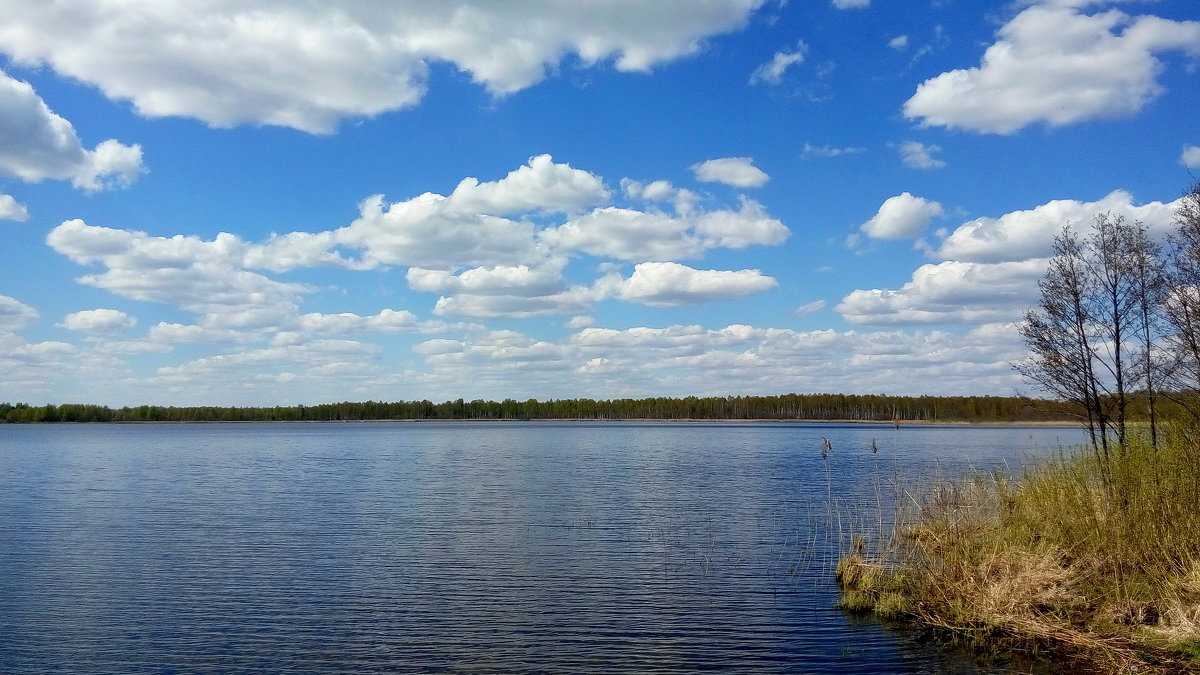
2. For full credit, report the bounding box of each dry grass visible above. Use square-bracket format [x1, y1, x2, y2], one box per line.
[837, 427, 1200, 673]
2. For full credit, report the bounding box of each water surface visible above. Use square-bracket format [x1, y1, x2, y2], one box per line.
[0, 422, 1083, 673]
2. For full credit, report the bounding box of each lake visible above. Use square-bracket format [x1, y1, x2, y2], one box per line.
[0, 421, 1084, 673]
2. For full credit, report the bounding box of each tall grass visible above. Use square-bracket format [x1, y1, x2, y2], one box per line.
[837, 427, 1200, 672]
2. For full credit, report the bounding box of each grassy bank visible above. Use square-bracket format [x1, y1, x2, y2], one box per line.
[837, 428, 1200, 673]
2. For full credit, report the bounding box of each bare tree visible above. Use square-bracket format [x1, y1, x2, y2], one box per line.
[1018, 224, 1112, 476]
[1162, 182, 1200, 420]
[1018, 215, 1162, 484]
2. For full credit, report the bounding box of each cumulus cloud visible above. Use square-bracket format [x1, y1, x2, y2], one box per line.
[0, 193, 28, 221]
[60, 309, 137, 335]
[749, 42, 808, 85]
[0, 295, 39, 332]
[46, 219, 309, 329]
[544, 196, 787, 261]
[0, 1, 767, 133]
[407, 262, 569, 297]
[446, 154, 609, 215]
[1182, 145, 1200, 169]
[898, 140, 946, 170]
[0, 69, 143, 191]
[858, 193, 944, 241]
[937, 189, 1181, 263]
[691, 157, 770, 188]
[614, 262, 777, 306]
[903, 3, 1200, 134]
[837, 260, 1045, 325]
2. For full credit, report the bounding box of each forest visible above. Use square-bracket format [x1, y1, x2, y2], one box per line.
[0, 393, 1080, 424]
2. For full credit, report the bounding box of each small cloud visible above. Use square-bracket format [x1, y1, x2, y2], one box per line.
[794, 300, 827, 317]
[749, 41, 809, 85]
[889, 35, 909, 50]
[1182, 145, 1200, 169]
[60, 308, 137, 335]
[802, 142, 866, 158]
[566, 315, 596, 330]
[832, 0, 869, 8]
[858, 192, 944, 241]
[898, 140, 946, 170]
[690, 157, 770, 188]
[0, 193, 29, 222]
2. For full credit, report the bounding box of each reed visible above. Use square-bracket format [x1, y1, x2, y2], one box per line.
[837, 426, 1200, 673]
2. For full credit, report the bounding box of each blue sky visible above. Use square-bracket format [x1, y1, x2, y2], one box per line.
[1, 0, 1198, 406]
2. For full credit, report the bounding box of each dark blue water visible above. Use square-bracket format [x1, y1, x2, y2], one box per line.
[0, 422, 1083, 673]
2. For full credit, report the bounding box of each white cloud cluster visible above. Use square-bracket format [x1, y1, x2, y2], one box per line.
[0, 193, 28, 222]
[859, 193, 944, 241]
[837, 189, 1187, 327]
[46, 156, 791, 328]
[749, 42, 808, 85]
[0, 1, 767, 133]
[837, 260, 1045, 325]
[904, 3, 1200, 133]
[396, 321, 1029, 401]
[0, 69, 143, 192]
[690, 157, 770, 188]
[937, 189, 1180, 263]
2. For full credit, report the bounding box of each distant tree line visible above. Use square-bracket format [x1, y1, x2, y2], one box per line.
[0, 394, 1094, 424]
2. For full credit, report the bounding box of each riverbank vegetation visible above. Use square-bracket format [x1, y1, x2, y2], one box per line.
[837, 430, 1200, 672]
[0, 393, 1081, 424]
[838, 184, 1200, 672]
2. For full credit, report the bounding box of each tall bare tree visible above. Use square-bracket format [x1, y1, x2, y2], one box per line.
[1018, 215, 1163, 485]
[1162, 182, 1200, 420]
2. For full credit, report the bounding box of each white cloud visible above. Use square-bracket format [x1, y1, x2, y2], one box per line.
[0, 295, 39, 332]
[898, 140, 946, 170]
[749, 42, 808, 84]
[543, 208, 703, 261]
[937, 189, 1181, 263]
[0, 69, 144, 192]
[407, 262, 568, 297]
[836, 260, 1045, 325]
[566, 315, 596, 329]
[833, 0, 870, 9]
[0, 1, 767, 133]
[859, 193, 944, 240]
[692, 196, 790, 248]
[0, 193, 28, 221]
[691, 157, 770, 188]
[794, 300, 827, 316]
[401, 322, 1030, 400]
[60, 309, 136, 335]
[446, 154, 609, 215]
[432, 287, 599, 319]
[903, 4, 1200, 134]
[46, 219, 310, 329]
[615, 262, 777, 307]
[889, 35, 909, 50]
[1182, 145, 1200, 169]
[802, 142, 866, 158]
[544, 195, 788, 261]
